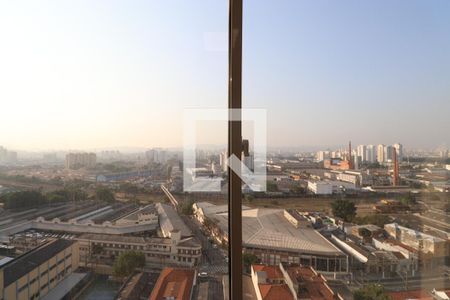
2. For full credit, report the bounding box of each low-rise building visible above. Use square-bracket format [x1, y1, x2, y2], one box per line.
[251, 264, 343, 300]
[0, 239, 79, 300]
[76, 230, 201, 269]
[331, 234, 412, 278]
[307, 181, 333, 195]
[156, 203, 192, 238]
[251, 265, 293, 300]
[384, 223, 447, 269]
[196, 203, 347, 273]
[281, 264, 343, 300]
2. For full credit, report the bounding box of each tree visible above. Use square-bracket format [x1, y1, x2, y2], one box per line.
[353, 214, 391, 228]
[331, 199, 356, 222]
[353, 284, 390, 300]
[242, 253, 260, 273]
[244, 194, 254, 203]
[92, 244, 103, 255]
[266, 181, 278, 192]
[113, 251, 145, 277]
[181, 199, 194, 215]
[95, 187, 115, 203]
[0, 190, 46, 210]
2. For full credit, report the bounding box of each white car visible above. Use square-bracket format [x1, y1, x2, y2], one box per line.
[198, 272, 208, 277]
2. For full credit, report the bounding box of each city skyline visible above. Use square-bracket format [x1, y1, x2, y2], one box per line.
[1, 0, 449, 150]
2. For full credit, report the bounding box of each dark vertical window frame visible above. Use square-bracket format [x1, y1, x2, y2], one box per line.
[228, 0, 243, 299]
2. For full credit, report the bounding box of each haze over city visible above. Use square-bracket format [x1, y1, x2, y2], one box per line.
[1, 0, 449, 151]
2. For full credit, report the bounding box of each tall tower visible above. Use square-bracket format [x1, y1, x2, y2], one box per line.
[348, 141, 353, 169]
[393, 150, 399, 186]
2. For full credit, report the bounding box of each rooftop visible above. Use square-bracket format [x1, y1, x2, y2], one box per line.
[258, 284, 294, 300]
[387, 289, 433, 300]
[77, 233, 171, 245]
[285, 265, 339, 300]
[252, 265, 294, 300]
[217, 208, 344, 255]
[385, 223, 446, 243]
[149, 268, 195, 300]
[2, 239, 75, 287]
[156, 203, 192, 238]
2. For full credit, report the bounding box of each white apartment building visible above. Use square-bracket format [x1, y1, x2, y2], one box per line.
[316, 151, 330, 162]
[377, 144, 385, 163]
[307, 181, 333, 195]
[357, 145, 367, 162]
[393, 143, 403, 161]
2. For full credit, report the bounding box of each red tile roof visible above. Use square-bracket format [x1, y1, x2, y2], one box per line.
[252, 265, 294, 300]
[252, 265, 284, 279]
[259, 284, 294, 300]
[387, 290, 433, 300]
[149, 268, 195, 300]
[286, 266, 338, 300]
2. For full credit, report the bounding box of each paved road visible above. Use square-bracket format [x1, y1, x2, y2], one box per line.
[181, 215, 228, 275]
[194, 277, 224, 300]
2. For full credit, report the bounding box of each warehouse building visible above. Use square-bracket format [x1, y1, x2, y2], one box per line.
[0, 239, 80, 300]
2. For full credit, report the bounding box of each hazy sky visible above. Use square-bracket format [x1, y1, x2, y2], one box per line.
[0, 0, 449, 151]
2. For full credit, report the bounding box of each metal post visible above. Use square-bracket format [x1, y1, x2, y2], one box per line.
[228, 0, 243, 299]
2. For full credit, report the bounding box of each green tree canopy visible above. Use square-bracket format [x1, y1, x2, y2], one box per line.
[331, 199, 357, 222]
[243, 253, 260, 273]
[353, 284, 391, 300]
[113, 251, 145, 277]
[181, 199, 194, 215]
[0, 190, 46, 209]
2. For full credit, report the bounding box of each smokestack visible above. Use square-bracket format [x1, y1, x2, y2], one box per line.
[348, 141, 353, 169]
[393, 150, 399, 186]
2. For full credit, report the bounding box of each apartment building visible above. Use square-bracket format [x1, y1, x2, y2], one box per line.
[0, 239, 79, 300]
[65, 152, 96, 169]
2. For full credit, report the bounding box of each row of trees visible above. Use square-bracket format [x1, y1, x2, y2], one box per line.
[331, 199, 357, 222]
[0, 186, 116, 210]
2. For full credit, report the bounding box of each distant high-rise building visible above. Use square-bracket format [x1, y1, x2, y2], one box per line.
[145, 148, 167, 164]
[219, 151, 228, 172]
[316, 151, 330, 162]
[377, 144, 385, 163]
[385, 145, 395, 162]
[347, 141, 353, 169]
[440, 149, 449, 159]
[393, 143, 403, 162]
[357, 145, 367, 162]
[0, 146, 17, 164]
[241, 139, 254, 171]
[65, 152, 96, 169]
[366, 145, 376, 163]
